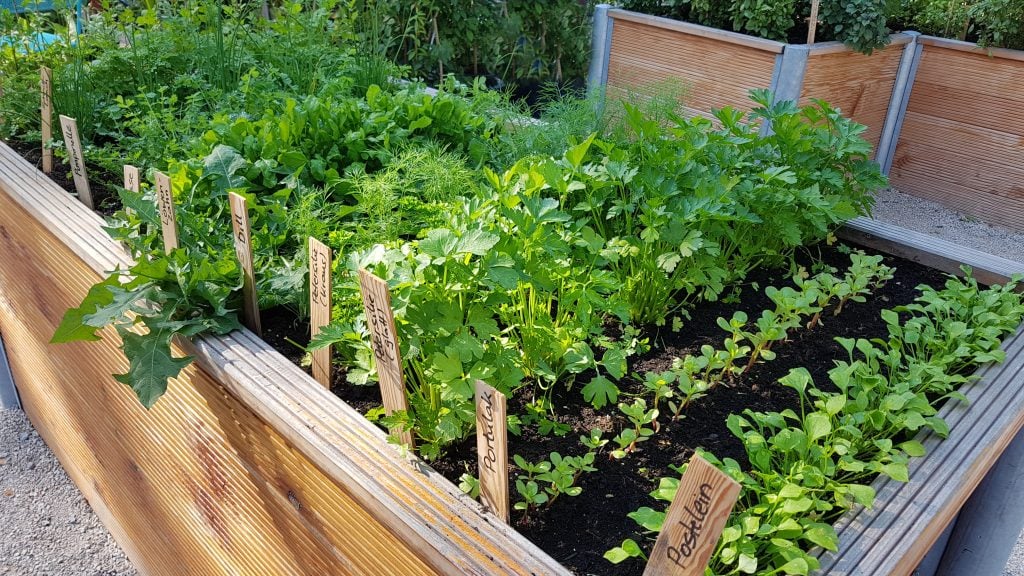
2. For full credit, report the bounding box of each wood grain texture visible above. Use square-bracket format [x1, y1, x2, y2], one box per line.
[799, 41, 906, 152]
[889, 41, 1024, 232]
[357, 269, 414, 449]
[643, 455, 740, 576]
[154, 171, 178, 254]
[608, 9, 785, 53]
[58, 115, 92, 209]
[0, 140, 571, 576]
[474, 380, 508, 522]
[228, 192, 261, 337]
[308, 237, 331, 388]
[607, 18, 777, 117]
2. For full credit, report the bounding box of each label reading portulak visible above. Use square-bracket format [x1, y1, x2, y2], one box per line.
[40, 67, 52, 174]
[154, 171, 178, 253]
[357, 269, 414, 449]
[58, 115, 92, 209]
[475, 380, 509, 521]
[308, 237, 332, 388]
[642, 454, 741, 576]
[229, 192, 262, 336]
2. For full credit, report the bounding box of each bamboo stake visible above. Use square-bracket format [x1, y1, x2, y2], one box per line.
[807, 0, 821, 45]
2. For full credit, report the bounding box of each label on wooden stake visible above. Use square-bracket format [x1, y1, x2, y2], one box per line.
[643, 454, 741, 576]
[58, 115, 93, 209]
[40, 67, 52, 174]
[154, 171, 178, 253]
[358, 269, 414, 449]
[475, 380, 509, 522]
[806, 0, 821, 45]
[122, 164, 139, 215]
[229, 192, 262, 337]
[308, 237, 332, 388]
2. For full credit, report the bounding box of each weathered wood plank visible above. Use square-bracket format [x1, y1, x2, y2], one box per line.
[607, 18, 777, 115]
[608, 9, 785, 53]
[839, 217, 1024, 286]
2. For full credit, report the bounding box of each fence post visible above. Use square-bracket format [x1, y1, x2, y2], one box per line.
[762, 44, 809, 135]
[587, 4, 613, 96]
[0, 333, 21, 410]
[877, 32, 922, 175]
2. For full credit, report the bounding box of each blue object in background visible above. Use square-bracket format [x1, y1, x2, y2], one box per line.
[0, 0, 84, 52]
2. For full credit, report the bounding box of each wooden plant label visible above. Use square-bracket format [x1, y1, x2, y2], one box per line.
[123, 164, 139, 215]
[807, 0, 821, 45]
[475, 380, 509, 522]
[154, 171, 178, 253]
[58, 115, 93, 209]
[40, 67, 52, 174]
[357, 269, 414, 449]
[229, 192, 262, 337]
[643, 454, 741, 576]
[308, 237, 332, 388]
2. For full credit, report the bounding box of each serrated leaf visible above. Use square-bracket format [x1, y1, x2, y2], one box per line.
[582, 375, 619, 409]
[51, 277, 119, 343]
[113, 326, 193, 408]
[456, 229, 499, 256]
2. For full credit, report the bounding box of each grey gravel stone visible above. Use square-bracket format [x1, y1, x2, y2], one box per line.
[1, 409, 137, 576]
[871, 188, 1024, 264]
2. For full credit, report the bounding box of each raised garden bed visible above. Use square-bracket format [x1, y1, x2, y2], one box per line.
[591, 6, 1024, 234]
[3, 136, 1024, 575]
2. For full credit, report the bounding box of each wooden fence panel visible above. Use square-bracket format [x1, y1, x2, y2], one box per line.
[800, 40, 908, 152]
[889, 39, 1024, 232]
[606, 11, 781, 118]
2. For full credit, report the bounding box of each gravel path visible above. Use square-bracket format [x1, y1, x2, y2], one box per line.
[871, 188, 1024, 264]
[0, 409, 137, 576]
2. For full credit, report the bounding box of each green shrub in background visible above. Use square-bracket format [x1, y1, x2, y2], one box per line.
[368, 0, 594, 85]
[618, 0, 1024, 53]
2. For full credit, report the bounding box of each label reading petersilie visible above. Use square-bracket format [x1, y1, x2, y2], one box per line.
[40, 67, 52, 174]
[358, 269, 414, 448]
[475, 380, 509, 521]
[229, 192, 262, 336]
[642, 455, 741, 576]
[59, 115, 92, 209]
[308, 237, 332, 388]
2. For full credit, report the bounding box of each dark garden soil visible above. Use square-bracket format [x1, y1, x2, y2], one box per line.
[6, 137, 122, 216]
[266, 242, 949, 576]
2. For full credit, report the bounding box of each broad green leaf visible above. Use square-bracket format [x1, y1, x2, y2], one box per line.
[738, 553, 758, 574]
[627, 507, 665, 532]
[204, 144, 249, 191]
[604, 539, 643, 564]
[456, 229, 499, 256]
[601, 348, 628, 380]
[805, 412, 832, 441]
[802, 523, 839, 551]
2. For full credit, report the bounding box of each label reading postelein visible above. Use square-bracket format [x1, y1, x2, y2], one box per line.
[229, 192, 262, 336]
[642, 454, 741, 576]
[475, 380, 509, 521]
[58, 115, 92, 209]
[357, 269, 414, 449]
[308, 237, 332, 388]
